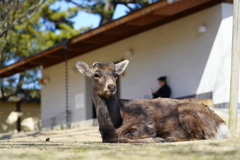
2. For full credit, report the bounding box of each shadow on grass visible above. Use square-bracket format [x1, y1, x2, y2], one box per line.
[0, 131, 45, 140]
[0, 134, 12, 140]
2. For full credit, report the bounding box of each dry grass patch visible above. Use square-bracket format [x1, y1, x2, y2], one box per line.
[1, 133, 240, 160]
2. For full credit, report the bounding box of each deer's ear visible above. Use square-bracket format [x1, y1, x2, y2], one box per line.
[115, 60, 129, 75]
[76, 61, 92, 77]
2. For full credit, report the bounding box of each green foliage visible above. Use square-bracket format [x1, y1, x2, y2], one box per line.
[0, 0, 91, 99]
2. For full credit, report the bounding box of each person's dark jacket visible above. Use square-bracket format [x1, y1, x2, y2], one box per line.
[152, 84, 171, 98]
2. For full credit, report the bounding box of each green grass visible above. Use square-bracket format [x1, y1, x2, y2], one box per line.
[1, 138, 240, 160]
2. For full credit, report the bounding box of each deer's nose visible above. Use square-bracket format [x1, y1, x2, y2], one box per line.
[108, 84, 116, 92]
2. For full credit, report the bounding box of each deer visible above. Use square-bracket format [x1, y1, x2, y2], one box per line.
[76, 60, 228, 143]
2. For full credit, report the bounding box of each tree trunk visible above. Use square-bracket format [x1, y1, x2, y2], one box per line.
[17, 73, 24, 91]
[99, 2, 117, 26]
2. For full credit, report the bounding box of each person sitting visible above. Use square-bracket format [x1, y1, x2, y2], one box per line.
[152, 76, 171, 98]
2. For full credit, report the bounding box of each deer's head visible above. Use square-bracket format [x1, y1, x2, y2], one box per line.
[76, 60, 129, 98]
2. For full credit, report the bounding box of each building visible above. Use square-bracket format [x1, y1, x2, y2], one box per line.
[0, 93, 40, 133]
[0, 0, 234, 129]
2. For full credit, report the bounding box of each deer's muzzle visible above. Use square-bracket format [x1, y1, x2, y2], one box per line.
[108, 84, 116, 92]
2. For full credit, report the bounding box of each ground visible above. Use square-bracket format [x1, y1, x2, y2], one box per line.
[0, 129, 240, 160]
[0, 114, 240, 160]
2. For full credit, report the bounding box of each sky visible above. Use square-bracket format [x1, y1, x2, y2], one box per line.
[51, 1, 132, 30]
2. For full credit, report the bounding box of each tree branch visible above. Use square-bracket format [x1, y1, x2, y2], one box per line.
[0, 0, 46, 38]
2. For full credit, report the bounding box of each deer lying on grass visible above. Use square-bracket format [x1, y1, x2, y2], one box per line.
[76, 60, 227, 143]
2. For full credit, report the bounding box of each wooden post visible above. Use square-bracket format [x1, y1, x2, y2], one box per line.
[16, 102, 21, 132]
[228, 0, 240, 131]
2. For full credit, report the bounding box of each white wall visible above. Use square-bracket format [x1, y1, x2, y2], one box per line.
[41, 3, 232, 127]
[196, 3, 233, 106]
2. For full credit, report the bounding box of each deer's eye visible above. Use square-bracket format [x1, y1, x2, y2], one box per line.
[114, 74, 118, 79]
[94, 73, 100, 78]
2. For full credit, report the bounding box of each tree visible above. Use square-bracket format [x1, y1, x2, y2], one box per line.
[65, 0, 155, 25]
[0, 0, 90, 100]
[0, 0, 45, 38]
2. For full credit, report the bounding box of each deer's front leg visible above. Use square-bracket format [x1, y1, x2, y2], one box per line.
[116, 124, 161, 143]
[118, 137, 197, 143]
[118, 137, 165, 143]
[160, 137, 199, 142]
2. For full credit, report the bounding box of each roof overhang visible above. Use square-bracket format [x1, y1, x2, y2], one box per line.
[0, 0, 233, 78]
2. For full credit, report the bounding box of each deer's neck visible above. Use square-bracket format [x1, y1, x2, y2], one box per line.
[104, 94, 123, 129]
[92, 93, 123, 129]
[92, 92, 122, 142]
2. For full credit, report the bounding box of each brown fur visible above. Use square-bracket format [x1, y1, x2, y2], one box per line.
[76, 61, 227, 143]
[117, 99, 225, 142]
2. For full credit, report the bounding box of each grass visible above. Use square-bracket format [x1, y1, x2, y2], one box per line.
[1, 135, 240, 160]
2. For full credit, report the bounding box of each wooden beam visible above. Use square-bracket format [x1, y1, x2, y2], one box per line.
[127, 14, 165, 26]
[82, 34, 118, 44]
[45, 55, 63, 59]
[29, 61, 44, 65]
[223, 0, 233, 3]
[153, 0, 212, 16]
[16, 67, 30, 70]
[228, 0, 240, 131]
[104, 24, 138, 35]
[0, 45, 63, 74]
[67, 48, 81, 51]
[0, 72, 18, 77]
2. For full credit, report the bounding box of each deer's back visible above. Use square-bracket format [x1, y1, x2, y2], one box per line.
[117, 98, 226, 140]
[117, 98, 185, 139]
